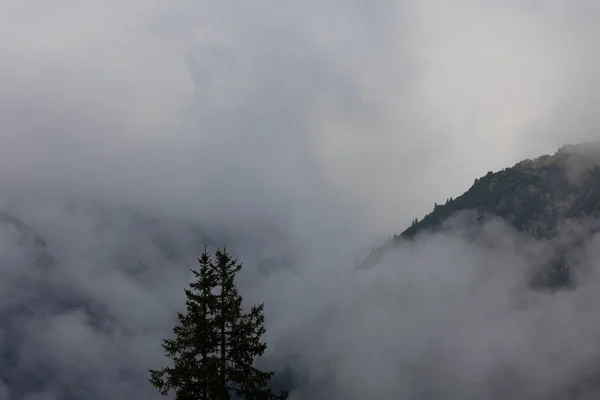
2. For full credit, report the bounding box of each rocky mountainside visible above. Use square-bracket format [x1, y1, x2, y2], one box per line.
[363, 141, 600, 286]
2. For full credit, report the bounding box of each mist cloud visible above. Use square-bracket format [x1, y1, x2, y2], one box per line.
[1, 1, 599, 234]
[1, 0, 600, 399]
[3, 201, 600, 398]
[263, 216, 600, 399]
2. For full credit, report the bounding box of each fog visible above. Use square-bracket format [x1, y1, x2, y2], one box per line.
[1, 1, 600, 399]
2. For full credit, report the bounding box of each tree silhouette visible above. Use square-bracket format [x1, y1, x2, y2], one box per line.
[150, 247, 289, 400]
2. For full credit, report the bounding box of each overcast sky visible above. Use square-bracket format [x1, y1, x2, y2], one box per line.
[1, 1, 600, 399]
[2, 0, 599, 242]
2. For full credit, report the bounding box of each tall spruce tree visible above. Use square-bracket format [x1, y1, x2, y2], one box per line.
[149, 247, 289, 400]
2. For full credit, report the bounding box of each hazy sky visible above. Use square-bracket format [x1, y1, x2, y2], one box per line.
[1, 0, 599, 240]
[1, 1, 600, 399]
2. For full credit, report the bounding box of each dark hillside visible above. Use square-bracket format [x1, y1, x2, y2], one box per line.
[363, 141, 600, 286]
[402, 142, 600, 240]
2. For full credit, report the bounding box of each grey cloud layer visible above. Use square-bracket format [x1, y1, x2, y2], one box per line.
[2, 1, 599, 235]
[269, 216, 600, 399]
[3, 203, 600, 399]
[1, 0, 600, 399]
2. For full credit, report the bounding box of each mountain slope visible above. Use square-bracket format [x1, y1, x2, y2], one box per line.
[363, 141, 600, 283]
[404, 141, 600, 239]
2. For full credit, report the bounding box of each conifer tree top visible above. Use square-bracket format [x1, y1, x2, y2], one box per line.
[149, 247, 289, 400]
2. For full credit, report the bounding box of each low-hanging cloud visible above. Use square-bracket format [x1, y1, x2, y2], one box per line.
[1, 0, 600, 399]
[262, 215, 600, 399]
[3, 201, 600, 399]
